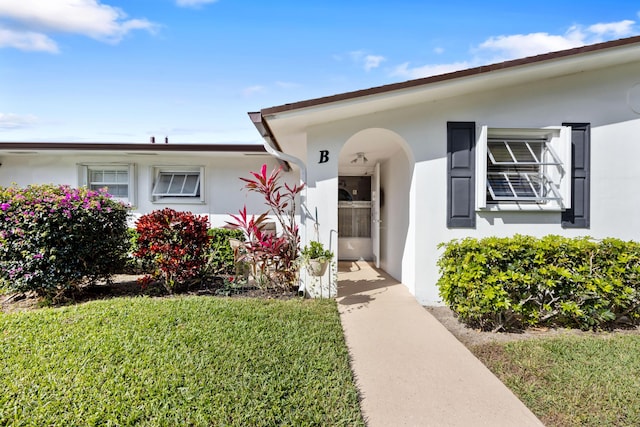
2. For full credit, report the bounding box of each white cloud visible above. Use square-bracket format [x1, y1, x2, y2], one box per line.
[242, 85, 266, 97]
[588, 19, 635, 37]
[477, 19, 637, 60]
[391, 61, 471, 80]
[0, 113, 38, 130]
[391, 18, 639, 79]
[275, 81, 301, 89]
[433, 47, 444, 54]
[0, 28, 58, 52]
[240, 81, 301, 97]
[478, 32, 582, 59]
[364, 54, 385, 71]
[176, 0, 219, 7]
[349, 50, 386, 71]
[0, 0, 157, 52]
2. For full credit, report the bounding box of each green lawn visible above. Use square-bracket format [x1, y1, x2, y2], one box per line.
[473, 334, 640, 426]
[0, 296, 364, 426]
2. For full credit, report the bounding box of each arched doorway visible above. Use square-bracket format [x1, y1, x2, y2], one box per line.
[338, 128, 413, 281]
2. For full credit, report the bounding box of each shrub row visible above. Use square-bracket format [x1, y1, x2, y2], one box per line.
[0, 185, 244, 297]
[127, 226, 243, 277]
[0, 184, 130, 297]
[437, 235, 640, 331]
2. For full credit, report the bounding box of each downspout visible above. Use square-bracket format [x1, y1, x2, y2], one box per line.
[248, 112, 310, 295]
[248, 112, 306, 183]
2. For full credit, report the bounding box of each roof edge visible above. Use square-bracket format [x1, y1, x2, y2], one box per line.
[0, 142, 267, 153]
[248, 112, 291, 171]
[261, 35, 640, 116]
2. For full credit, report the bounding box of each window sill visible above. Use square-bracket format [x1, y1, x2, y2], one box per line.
[151, 198, 206, 205]
[478, 203, 564, 212]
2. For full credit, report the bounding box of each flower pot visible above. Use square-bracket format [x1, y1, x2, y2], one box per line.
[307, 259, 329, 277]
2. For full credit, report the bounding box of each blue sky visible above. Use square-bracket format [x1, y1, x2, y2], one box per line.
[1, 0, 639, 144]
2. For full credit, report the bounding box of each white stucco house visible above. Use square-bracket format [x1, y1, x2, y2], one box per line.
[0, 141, 293, 227]
[249, 35, 640, 304]
[3, 36, 640, 304]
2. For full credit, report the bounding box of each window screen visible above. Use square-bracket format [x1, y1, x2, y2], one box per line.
[88, 169, 129, 198]
[338, 204, 371, 238]
[152, 172, 201, 197]
[486, 138, 561, 203]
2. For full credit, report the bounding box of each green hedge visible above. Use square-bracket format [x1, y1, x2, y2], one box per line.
[437, 235, 640, 331]
[207, 228, 244, 275]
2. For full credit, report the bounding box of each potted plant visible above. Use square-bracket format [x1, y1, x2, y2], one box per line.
[301, 241, 334, 276]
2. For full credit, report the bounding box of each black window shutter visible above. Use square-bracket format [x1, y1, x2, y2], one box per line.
[447, 122, 476, 228]
[562, 123, 590, 228]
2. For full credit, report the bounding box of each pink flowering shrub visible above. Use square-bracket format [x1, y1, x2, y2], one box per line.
[0, 184, 130, 297]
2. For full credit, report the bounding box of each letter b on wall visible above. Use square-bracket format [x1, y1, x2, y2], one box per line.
[319, 150, 329, 163]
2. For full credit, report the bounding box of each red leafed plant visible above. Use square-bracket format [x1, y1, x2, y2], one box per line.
[228, 164, 304, 289]
[134, 208, 210, 293]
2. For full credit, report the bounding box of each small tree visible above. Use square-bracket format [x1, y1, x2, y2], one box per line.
[0, 184, 130, 298]
[134, 208, 210, 293]
[228, 164, 304, 289]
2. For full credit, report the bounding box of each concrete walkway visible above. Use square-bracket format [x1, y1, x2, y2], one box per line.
[337, 261, 544, 427]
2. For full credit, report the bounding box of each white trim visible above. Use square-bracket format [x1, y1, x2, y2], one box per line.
[476, 125, 488, 209]
[481, 203, 565, 212]
[557, 126, 572, 209]
[476, 126, 571, 211]
[77, 163, 136, 206]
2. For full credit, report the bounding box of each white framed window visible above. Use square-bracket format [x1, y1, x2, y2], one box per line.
[78, 163, 136, 205]
[476, 127, 571, 210]
[151, 166, 205, 203]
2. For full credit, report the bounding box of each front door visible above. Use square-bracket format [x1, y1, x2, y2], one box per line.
[338, 175, 374, 261]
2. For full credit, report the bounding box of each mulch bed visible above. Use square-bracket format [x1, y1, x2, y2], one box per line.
[426, 305, 640, 348]
[1, 274, 300, 314]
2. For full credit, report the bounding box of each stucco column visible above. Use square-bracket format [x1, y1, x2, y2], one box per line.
[301, 132, 341, 297]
